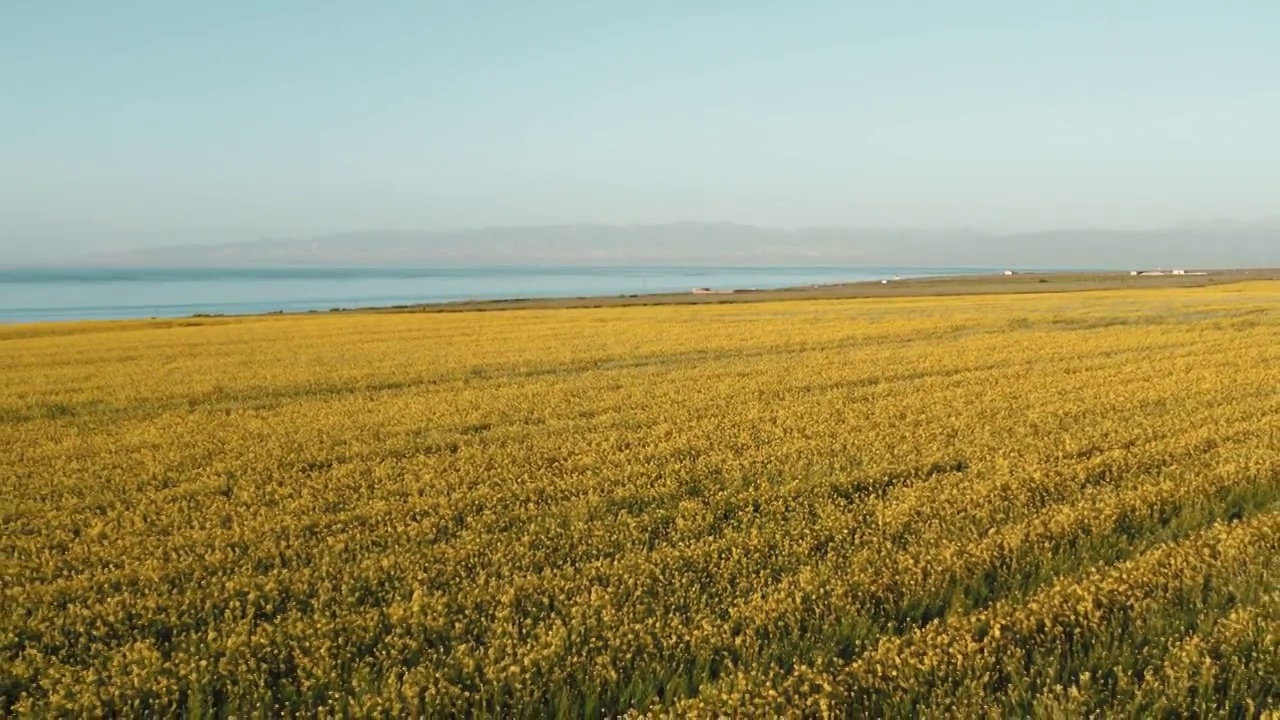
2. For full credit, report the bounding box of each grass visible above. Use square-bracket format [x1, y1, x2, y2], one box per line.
[2, 280, 1279, 716]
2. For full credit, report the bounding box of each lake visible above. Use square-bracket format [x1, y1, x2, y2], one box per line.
[0, 266, 1004, 323]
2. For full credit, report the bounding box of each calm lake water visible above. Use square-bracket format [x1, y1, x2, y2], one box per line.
[0, 266, 1003, 323]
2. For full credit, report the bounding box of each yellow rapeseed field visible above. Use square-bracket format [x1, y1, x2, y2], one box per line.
[3, 282, 1279, 717]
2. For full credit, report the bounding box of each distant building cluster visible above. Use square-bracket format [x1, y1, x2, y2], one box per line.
[1130, 269, 1209, 276]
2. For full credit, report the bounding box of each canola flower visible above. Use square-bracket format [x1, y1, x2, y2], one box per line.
[2, 282, 1279, 717]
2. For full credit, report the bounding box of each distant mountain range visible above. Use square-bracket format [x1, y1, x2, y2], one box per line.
[73, 221, 1280, 269]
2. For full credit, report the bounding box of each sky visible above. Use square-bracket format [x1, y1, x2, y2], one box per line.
[2, 1, 1278, 263]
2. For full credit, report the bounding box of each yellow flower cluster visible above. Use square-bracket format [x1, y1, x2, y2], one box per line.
[3, 282, 1279, 716]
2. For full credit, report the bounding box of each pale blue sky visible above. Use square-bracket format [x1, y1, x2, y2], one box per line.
[2, 1, 1278, 261]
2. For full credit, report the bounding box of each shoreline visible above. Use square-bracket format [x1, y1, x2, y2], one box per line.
[5, 268, 1279, 326]
[350, 268, 1279, 315]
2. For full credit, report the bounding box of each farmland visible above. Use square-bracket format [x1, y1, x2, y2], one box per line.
[3, 281, 1279, 716]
